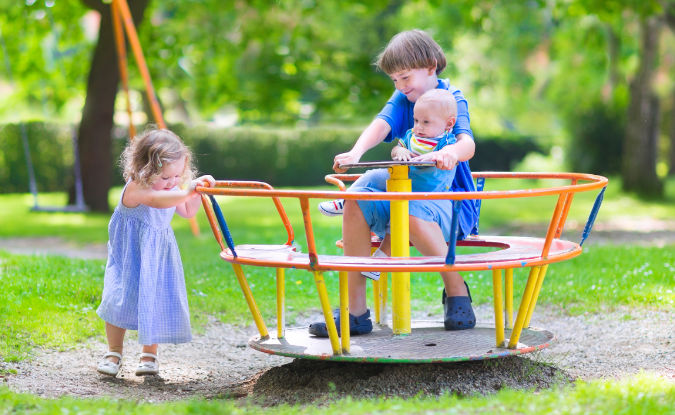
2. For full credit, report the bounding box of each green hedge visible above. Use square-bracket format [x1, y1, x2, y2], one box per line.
[1, 122, 544, 193]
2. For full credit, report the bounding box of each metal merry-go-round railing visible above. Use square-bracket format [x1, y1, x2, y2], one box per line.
[196, 166, 608, 363]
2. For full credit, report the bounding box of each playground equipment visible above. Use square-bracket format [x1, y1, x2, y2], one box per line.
[196, 164, 607, 363]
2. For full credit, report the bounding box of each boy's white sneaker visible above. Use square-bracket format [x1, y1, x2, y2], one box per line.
[318, 199, 345, 216]
[135, 353, 159, 376]
[362, 248, 388, 280]
[97, 352, 123, 377]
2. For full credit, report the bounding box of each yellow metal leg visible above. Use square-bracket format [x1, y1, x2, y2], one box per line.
[508, 266, 541, 349]
[339, 271, 350, 354]
[313, 271, 341, 355]
[388, 165, 411, 335]
[524, 264, 549, 328]
[379, 272, 388, 325]
[276, 268, 285, 339]
[373, 277, 381, 324]
[505, 268, 514, 328]
[492, 269, 505, 347]
[232, 264, 269, 339]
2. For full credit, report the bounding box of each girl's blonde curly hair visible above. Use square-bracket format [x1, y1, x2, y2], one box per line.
[121, 127, 196, 188]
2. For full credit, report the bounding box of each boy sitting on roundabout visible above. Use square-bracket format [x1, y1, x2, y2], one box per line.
[309, 87, 476, 337]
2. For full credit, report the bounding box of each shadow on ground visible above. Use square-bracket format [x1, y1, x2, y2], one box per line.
[239, 356, 572, 406]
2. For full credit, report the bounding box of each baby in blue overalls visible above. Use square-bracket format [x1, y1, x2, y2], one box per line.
[309, 89, 475, 337]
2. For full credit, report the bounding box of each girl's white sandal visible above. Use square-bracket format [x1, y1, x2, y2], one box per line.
[97, 352, 123, 377]
[135, 353, 160, 376]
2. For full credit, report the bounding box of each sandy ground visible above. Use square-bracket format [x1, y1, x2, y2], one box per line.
[1, 224, 674, 404]
[3, 305, 673, 404]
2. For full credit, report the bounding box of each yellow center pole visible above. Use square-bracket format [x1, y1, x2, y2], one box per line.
[276, 268, 285, 339]
[387, 165, 411, 335]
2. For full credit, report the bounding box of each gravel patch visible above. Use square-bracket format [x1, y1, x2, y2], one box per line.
[3, 305, 673, 404]
[0, 237, 107, 260]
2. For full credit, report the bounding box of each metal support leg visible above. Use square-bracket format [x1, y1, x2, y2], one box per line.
[339, 271, 350, 354]
[505, 268, 514, 328]
[379, 272, 388, 325]
[313, 271, 341, 355]
[508, 266, 541, 349]
[232, 264, 269, 339]
[276, 268, 285, 339]
[492, 269, 505, 347]
[524, 264, 549, 328]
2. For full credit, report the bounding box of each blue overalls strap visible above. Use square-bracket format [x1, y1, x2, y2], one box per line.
[445, 200, 463, 265]
[208, 195, 238, 257]
[471, 177, 486, 236]
[580, 186, 606, 246]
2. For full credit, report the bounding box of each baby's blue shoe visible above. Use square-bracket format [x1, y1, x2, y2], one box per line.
[308, 309, 373, 337]
[442, 281, 476, 330]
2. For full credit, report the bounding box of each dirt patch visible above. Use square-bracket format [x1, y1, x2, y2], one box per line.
[248, 356, 570, 406]
[4, 305, 673, 404]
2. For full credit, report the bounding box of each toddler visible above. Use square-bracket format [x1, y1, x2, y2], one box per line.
[96, 128, 214, 377]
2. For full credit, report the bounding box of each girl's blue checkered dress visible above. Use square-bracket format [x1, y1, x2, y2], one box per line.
[97, 184, 192, 345]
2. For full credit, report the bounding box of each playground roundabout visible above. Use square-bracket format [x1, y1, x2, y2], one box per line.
[3, 168, 675, 404]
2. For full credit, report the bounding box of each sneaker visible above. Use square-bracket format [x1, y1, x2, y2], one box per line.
[442, 282, 476, 331]
[308, 309, 373, 337]
[361, 248, 388, 280]
[318, 199, 344, 216]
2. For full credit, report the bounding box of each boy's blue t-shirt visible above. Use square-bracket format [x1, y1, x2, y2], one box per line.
[376, 79, 479, 237]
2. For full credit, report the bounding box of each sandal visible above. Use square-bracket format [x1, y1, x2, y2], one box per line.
[135, 353, 159, 376]
[442, 281, 476, 330]
[308, 309, 373, 337]
[97, 352, 123, 377]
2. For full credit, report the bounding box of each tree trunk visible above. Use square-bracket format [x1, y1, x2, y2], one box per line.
[621, 16, 663, 197]
[75, 0, 149, 211]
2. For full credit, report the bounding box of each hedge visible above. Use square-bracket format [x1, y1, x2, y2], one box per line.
[0, 122, 544, 193]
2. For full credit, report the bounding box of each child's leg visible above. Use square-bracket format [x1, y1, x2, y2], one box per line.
[343, 200, 376, 316]
[408, 216, 468, 297]
[105, 322, 126, 363]
[141, 344, 158, 362]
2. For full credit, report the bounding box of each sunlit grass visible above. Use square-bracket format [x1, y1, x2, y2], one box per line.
[0, 373, 673, 414]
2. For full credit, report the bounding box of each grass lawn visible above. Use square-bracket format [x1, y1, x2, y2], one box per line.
[0, 177, 674, 411]
[0, 373, 674, 414]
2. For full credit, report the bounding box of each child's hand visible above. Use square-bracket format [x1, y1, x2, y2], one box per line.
[187, 175, 215, 195]
[333, 151, 361, 173]
[412, 150, 458, 170]
[392, 146, 414, 161]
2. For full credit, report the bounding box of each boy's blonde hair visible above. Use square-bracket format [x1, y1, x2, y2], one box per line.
[416, 89, 457, 119]
[376, 29, 447, 75]
[121, 127, 196, 188]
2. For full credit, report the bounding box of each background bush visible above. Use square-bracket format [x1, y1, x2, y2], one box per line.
[0, 122, 545, 193]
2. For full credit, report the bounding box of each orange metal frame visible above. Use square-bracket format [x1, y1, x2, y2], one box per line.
[197, 172, 607, 273]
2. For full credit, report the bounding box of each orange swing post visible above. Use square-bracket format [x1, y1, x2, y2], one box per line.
[111, 0, 199, 236]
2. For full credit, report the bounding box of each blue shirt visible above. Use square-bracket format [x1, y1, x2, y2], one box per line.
[376, 79, 480, 238]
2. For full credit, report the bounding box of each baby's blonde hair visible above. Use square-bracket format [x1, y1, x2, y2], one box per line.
[121, 127, 196, 188]
[376, 29, 447, 75]
[416, 89, 457, 120]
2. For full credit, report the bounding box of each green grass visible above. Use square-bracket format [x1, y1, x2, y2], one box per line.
[1, 181, 675, 361]
[0, 373, 674, 414]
